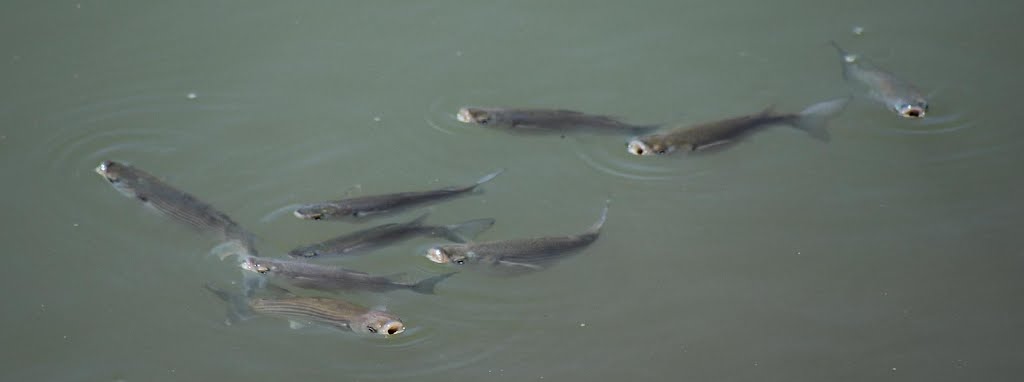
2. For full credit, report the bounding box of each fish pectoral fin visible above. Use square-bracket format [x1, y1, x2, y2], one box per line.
[693, 140, 733, 152]
[497, 260, 544, 270]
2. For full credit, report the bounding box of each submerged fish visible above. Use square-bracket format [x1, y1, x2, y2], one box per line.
[241, 255, 456, 294]
[288, 213, 494, 258]
[425, 204, 608, 271]
[294, 169, 504, 221]
[456, 107, 657, 135]
[204, 284, 405, 336]
[829, 41, 928, 118]
[626, 98, 848, 156]
[94, 160, 257, 257]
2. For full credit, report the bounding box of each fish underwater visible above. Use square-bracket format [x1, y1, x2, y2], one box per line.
[829, 41, 929, 118]
[204, 284, 405, 336]
[293, 169, 504, 221]
[626, 98, 849, 156]
[240, 255, 456, 295]
[456, 107, 658, 135]
[288, 213, 494, 258]
[94, 160, 258, 258]
[425, 203, 608, 271]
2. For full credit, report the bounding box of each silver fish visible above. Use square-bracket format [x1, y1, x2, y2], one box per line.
[204, 284, 405, 336]
[288, 213, 495, 258]
[830, 41, 929, 118]
[456, 107, 657, 135]
[94, 160, 257, 257]
[627, 98, 848, 156]
[294, 169, 504, 221]
[241, 256, 456, 295]
[425, 204, 608, 271]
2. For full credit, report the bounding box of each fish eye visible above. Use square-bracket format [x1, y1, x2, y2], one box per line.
[455, 258, 465, 265]
[367, 326, 378, 333]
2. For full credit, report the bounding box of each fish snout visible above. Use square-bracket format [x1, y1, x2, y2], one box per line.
[381, 321, 405, 336]
[897, 104, 927, 118]
[626, 140, 652, 156]
[293, 208, 324, 220]
[425, 247, 448, 264]
[456, 107, 474, 123]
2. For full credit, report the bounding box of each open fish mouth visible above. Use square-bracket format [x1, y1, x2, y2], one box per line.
[456, 108, 473, 123]
[898, 105, 926, 118]
[382, 321, 405, 336]
[626, 140, 652, 156]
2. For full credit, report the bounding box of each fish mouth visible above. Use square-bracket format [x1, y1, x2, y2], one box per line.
[898, 105, 926, 118]
[293, 209, 323, 220]
[455, 108, 473, 123]
[626, 140, 651, 156]
[381, 321, 405, 336]
[94, 161, 112, 176]
[425, 248, 448, 264]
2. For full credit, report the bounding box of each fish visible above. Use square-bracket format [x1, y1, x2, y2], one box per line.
[293, 169, 504, 221]
[288, 213, 495, 258]
[829, 41, 929, 118]
[240, 256, 456, 295]
[204, 284, 405, 336]
[425, 203, 608, 271]
[94, 160, 257, 258]
[456, 107, 658, 135]
[626, 98, 849, 156]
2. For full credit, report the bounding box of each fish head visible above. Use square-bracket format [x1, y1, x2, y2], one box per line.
[354, 311, 405, 337]
[456, 107, 496, 125]
[894, 99, 928, 118]
[425, 246, 475, 265]
[626, 138, 671, 156]
[293, 204, 351, 220]
[240, 257, 273, 274]
[94, 160, 126, 183]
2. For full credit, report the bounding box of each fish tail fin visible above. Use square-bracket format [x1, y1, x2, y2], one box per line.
[790, 97, 850, 142]
[588, 200, 611, 233]
[473, 169, 505, 188]
[828, 40, 853, 80]
[439, 218, 496, 242]
[410, 272, 458, 295]
[203, 284, 253, 326]
[407, 212, 430, 226]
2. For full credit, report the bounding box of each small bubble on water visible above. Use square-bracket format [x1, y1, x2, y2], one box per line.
[852, 26, 865, 35]
[73, 223, 79, 227]
[579, 322, 586, 327]
[373, 116, 381, 122]
[843, 54, 858, 63]
[455, 51, 463, 57]
[186, 92, 198, 100]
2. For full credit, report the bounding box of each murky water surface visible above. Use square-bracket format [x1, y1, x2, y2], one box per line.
[2, 1, 1021, 381]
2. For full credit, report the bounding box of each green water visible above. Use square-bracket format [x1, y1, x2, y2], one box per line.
[2, 1, 1021, 381]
